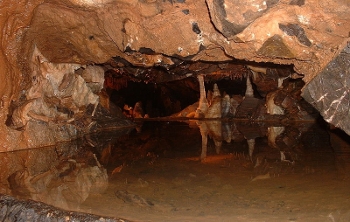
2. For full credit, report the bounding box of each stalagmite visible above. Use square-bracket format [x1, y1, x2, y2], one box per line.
[245, 75, 254, 98]
[266, 91, 285, 115]
[206, 98, 222, 119]
[277, 77, 288, 88]
[212, 83, 221, 98]
[195, 75, 209, 118]
[133, 101, 144, 118]
[205, 83, 222, 118]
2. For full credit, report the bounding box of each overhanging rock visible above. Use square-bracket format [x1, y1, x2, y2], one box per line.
[302, 42, 350, 134]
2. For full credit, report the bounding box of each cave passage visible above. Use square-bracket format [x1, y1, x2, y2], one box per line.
[107, 76, 246, 118]
[1, 0, 350, 221]
[1, 120, 350, 221]
[1, 0, 350, 151]
[102, 59, 316, 122]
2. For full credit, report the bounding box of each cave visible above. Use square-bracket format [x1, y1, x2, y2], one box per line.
[1, 0, 350, 221]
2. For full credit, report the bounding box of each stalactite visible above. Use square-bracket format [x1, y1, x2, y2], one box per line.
[104, 75, 128, 91]
[228, 70, 245, 80]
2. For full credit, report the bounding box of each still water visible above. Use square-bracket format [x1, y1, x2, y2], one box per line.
[1, 120, 350, 222]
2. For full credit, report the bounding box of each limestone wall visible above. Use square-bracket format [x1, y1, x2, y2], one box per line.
[0, 0, 349, 150]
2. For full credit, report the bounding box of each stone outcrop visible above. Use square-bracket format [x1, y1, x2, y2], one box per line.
[0, 0, 349, 149]
[302, 42, 350, 135]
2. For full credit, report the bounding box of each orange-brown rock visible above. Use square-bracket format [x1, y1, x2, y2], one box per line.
[0, 0, 349, 150]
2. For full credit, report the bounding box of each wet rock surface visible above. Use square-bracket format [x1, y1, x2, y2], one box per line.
[0, 129, 133, 221]
[0, 194, 129, 222]
[1, 121, 350, 221]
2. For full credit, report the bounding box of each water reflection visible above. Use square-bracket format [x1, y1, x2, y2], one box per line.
[194, 120, 302, 161]
[1, 120, 349, 220]
[0, 129, 131, 212]
[192, 120, 311, 180]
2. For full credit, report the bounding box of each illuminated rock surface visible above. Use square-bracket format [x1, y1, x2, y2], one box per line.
[0, 0, 349, 148]
[302, 43, 350, 135]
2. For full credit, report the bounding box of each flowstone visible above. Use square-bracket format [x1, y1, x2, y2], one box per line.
[4, 47, 133, 150]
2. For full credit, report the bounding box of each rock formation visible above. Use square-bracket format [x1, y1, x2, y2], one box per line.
[0, 0, 349, 150]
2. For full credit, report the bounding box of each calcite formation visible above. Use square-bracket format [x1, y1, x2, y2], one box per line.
[0, 0, 349, 150]
[174, 70, 315, 122]
[195, 119, 302, 165]
[5, 46, 107, 148]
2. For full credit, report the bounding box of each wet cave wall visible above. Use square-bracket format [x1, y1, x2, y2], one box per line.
[0, 0, 350, 151]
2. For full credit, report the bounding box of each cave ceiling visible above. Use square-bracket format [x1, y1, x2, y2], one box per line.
[21, 0, 350, 82]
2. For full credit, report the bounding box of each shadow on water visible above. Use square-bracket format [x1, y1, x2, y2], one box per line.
[1, 120, 350, 221]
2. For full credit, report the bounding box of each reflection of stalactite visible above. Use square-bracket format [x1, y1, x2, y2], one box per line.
[247, 138, 255, 161]
[268, 126, 285, 148]
[199, 122, 208, 161]
[197, 120, 223, 161]
[221, 95, 230, 118]
[104, 75, 128, 90]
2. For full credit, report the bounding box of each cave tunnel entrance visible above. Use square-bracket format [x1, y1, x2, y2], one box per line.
[106, 76, 249, 118]
[107, 77, 200, 118]
[100, 57, 316, 122]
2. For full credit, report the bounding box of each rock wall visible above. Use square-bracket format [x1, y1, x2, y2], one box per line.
[0, 0, 350, 150]
[302, 42, 350, 135]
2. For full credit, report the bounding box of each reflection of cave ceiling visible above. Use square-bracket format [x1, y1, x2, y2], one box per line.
[0, 0, 350, 150]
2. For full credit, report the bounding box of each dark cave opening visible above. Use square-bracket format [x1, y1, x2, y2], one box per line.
[107, 77, 199, 117]
[106, 76, 250, 118]
[101, 58, 317, 121]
